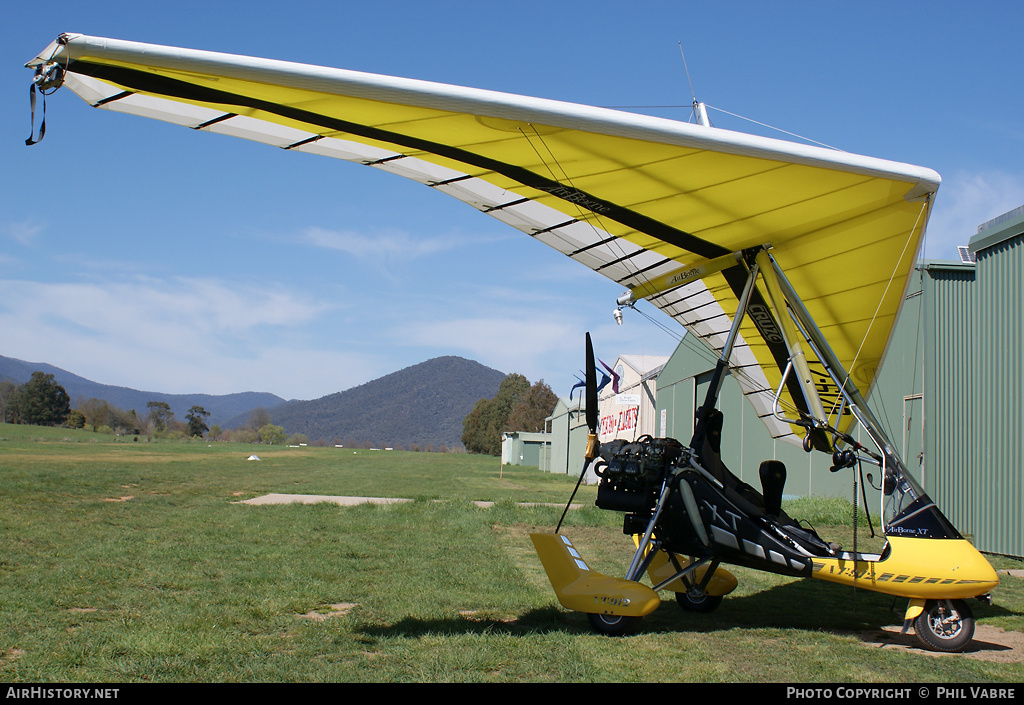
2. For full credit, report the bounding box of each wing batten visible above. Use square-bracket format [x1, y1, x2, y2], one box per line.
[283, 134, 322, 150]
[195, 113, 234, 129]
[93, 90, 132, 107]
[534, 219, 581, 238]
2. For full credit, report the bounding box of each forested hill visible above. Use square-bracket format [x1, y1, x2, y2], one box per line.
[249, 356, 506, 449]
[0, 354, 285, 427]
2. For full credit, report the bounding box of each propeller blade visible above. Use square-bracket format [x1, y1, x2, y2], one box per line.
[585, 333, 597, 434]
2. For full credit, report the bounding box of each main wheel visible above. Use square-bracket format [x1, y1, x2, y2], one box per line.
[675, 588, 723, 613]
[587, 612, 640, 636]
[913, 599, 975, 653]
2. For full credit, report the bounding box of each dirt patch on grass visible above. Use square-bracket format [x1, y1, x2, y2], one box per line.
[2, 648, 25, 663]
[858, 624, 1024, 662]
[297, 602, 359, 621]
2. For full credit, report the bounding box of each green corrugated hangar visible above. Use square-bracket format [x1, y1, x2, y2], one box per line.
[521, 206, 1022, 558]
[869, 206, 1024, 559]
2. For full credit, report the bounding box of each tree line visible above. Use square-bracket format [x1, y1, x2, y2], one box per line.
[2, 368, 553, 453]
[461, 373, 558, 456]
[0, 371, 296, 443]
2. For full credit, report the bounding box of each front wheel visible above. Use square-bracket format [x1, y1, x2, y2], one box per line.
[675, 589, 723, 613]
[914, 599, 975, 653]
[587, 612, 640, 636]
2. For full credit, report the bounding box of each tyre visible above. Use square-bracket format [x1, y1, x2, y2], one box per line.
[913, 599, 975, 653]
[675, 589, 723, 613]
[587, 612, 640, 636]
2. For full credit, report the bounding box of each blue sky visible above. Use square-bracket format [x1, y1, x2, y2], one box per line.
[2, 1, 1022, 402]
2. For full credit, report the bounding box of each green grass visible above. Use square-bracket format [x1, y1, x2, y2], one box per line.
[1, 423, 1021, 682]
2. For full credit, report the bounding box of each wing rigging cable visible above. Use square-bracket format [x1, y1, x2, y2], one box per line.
[26, 34, 940, 446]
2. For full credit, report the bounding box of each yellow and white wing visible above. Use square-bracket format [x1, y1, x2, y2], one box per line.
[28, 33, 939, 444]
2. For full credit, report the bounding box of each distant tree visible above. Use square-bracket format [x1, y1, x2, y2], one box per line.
[232, 427, 257, 444]
[286, 432, 308, 446]
[67, 408, 86, 429]
[76, 397, 102, 430]
[506, 380, 558, 433]
[12, 372, 70, 427]
[258, 423, 286, 445]
[186, 405, 211, 438]
[78, 397, 138, 434]
[166, 418, 189, 437]
[0, 381, 17, 423]
[248, 407, 272, 432]
[461, 397, 490, 455]
[146, 401, 174, 432]
[461, 373, 531, 456]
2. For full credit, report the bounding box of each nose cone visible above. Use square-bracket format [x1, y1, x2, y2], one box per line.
[886, 537, 1000, 599]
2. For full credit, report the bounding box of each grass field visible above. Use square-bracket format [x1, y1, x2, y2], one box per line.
[1, 423, 1022, 683]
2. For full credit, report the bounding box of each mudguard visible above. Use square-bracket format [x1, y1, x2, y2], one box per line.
[643, 548, 738, 597]
[530, 533, 661, 617]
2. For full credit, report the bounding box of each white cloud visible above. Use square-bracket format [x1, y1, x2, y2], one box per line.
[924, 170, 1024, 260]
[3, 219, 46, 246]
[0, 275, 341, 398]
[300, 225, 476, 261]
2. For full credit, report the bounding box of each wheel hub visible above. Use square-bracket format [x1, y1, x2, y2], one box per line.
[929, 606, 963, 639]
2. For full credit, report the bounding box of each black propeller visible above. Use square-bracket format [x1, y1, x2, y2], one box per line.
[556, 332, 601, 533]
[585, 332, 599, 451]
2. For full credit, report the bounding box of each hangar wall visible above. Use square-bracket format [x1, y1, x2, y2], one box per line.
[966, 209, 1023, 557]
[870, 207, 1022, 557]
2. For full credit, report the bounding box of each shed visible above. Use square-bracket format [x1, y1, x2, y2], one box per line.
[543, 396, 592, 480]
[500, 430, 549, 468]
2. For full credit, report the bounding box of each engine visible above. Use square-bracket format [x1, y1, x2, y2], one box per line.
[594, 436, 684, 521]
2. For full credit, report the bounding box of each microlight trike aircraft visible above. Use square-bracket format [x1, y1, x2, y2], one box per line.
[27, 34, 999, 652]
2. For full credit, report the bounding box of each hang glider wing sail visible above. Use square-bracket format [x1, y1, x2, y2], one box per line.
[27, 33, 940, 445]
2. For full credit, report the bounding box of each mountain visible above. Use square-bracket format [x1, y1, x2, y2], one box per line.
[239, 356, 506, 449]
[0, 354, 285, 428]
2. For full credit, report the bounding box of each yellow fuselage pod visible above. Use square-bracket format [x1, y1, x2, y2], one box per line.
[530, 533, 661, 617]
[643, 549, 738, 597]
[810, 537, 999, 599]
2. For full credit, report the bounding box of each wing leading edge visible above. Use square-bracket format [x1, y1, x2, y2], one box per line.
[27, 33, 940, 444]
